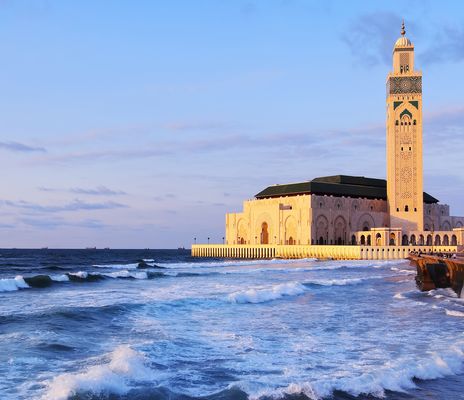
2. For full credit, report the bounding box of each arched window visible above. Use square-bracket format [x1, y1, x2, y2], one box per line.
[367, 235, 371, 246]
[410, 234, 416, 245]
[451, 235, 458, 246]
[402, 234, 409, 245]
[404, 205, 409, 212]
[443, 235, 449, 246]
[389, 233, 396, 246]
[351, 235, 356, 245]
[426, 235, 432, 246]
[434, 235, 441, 246]
[419, 234, 424, 245]
[360, 235, 366, 245]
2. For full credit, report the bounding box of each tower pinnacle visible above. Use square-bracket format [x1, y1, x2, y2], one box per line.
[401, 20, 406, 36]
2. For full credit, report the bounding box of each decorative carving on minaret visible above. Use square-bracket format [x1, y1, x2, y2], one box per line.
[387, 76, 422, 95]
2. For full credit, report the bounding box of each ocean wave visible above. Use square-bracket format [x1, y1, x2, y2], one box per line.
[445, 309, 464, 317]
[227, 282, 306, 304]
[93, 263, 140, 270]
[157, 258, 318, 269]
[390, 267, 416, 275]
[42, 345, 155, 400]
[0, 275, 29, 292]
[303, 277, 366, 287]
[0, 269, 159, 293]
[102, 270, 148, 280]
[249, 341, 464, 400]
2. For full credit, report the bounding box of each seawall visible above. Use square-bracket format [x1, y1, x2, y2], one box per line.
[191, 244, 460, 260]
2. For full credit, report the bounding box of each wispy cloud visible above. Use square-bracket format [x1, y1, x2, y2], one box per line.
[420, 25, 464, 64]
[1, 199, 128, 213]
[38, 186, 127, 196]
[342, 13, 464, 67]
[0, 141, 46, 153]
[341, 12, 402, 66]
[163, 121, 235, 133]
[19, 217, 106, 230]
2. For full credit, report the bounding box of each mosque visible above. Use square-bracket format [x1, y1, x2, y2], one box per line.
[193, 23, 464, 259]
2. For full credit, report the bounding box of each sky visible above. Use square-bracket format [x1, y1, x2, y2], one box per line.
[0, 0, 464, 248]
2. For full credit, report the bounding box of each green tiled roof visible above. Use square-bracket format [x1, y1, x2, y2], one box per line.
[255, 175, 439, 203]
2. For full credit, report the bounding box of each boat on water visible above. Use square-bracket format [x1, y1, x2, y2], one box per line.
[410, 253, 464, 297]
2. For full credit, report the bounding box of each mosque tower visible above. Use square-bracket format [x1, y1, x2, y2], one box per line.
[386, 21, 424, 231]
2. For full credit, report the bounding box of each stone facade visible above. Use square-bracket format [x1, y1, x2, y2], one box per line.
[225, 195, 464, 247]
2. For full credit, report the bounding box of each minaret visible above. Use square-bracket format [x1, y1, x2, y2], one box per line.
[386, 21, 424, 231]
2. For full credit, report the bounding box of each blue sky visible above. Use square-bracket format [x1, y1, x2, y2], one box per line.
[1, 0, 464, 248]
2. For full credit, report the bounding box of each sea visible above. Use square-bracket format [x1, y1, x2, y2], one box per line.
[0, 249, 463, 400]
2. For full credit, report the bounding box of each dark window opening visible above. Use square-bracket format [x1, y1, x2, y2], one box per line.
[405, 205, 409, 212]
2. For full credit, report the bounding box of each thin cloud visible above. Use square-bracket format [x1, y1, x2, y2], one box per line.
[38, 186, 126, 196]
[341, 12, 402, 66]
[0, 141, 46, 153]
[164, 121, 235, 132]
[70, 186, 127, 196]
[1, 199, 128, 213]
[420, 25, 464, 64]
[19, 217, 106, 230]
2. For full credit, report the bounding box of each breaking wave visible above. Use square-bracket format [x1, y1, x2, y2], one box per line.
[0, 276, 29, 292]
[42, 345, 155, 400]
[445, 309, 464, 317]
[227, 282, 306, 304]
[249, 341, 464, 400]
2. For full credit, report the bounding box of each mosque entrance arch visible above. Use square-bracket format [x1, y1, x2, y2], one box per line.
[334, 216, 347, 245]
[260, 222, 269, 244]
[315, 215, 329, 245]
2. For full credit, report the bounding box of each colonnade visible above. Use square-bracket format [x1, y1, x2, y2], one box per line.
[191, 244, 458, 260]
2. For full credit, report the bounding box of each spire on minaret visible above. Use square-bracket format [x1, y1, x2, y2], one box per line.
[401, 20, 406, 36]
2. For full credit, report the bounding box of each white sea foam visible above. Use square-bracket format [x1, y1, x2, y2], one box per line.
[158, 258, 318, 269]
[0, 276, 29, 292]
[394, 292, 405, 299]
[93, 263, 139, 270]
[390, 267, 415, 275]
[227, 282, 306, 304]
[445, 309, 464, 317]
[42, 345, 155, 400]
[69, 271, 88, 279]
[103, 270, 148, 280]
[249, 342, 464, 400]
[305, 277, 366, 286]
[427, 288, 458, 298]
[50, 274, 69, 282]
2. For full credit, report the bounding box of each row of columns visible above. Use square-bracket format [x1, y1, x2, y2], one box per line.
[192, 246, 276, 259]
[191, 245, 458, 260]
